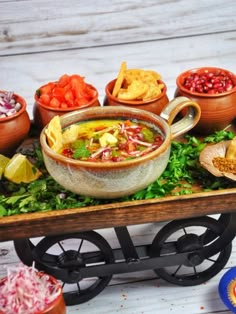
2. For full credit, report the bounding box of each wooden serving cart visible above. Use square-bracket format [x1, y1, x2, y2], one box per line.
[1, 131, 236, 305]
[0, 187, 236, 305]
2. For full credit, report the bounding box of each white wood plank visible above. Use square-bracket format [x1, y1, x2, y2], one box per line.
[0, 0, 236, 55]
[1, 31, 235, 120]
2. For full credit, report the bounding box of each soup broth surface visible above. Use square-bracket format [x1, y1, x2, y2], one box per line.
[61, 119, 164, 162]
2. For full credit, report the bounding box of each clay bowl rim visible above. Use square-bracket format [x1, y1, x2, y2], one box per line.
[34, 83, 99, 112]
[0, 91, 28, 122]
[40, 106, 171, 169]
[0, 272, 63, 314]
[105, 78, 167, 105]
[176, 66, 236, 98]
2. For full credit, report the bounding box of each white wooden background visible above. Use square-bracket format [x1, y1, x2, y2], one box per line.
[1, 0, 236, 313]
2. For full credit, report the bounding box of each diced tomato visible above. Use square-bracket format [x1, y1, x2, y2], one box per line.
[124, 120, 132, 127]
[52, 87, 65, 102]
[39, 94, 51, 106]
[49, 97, 61, 108]
[86, 86, 97, 99]
[40, 82, 55, 95]
[70, 75, 86, 99]
[60, 103, 69, 109]
[58, 74, 70, 88]
[127, 141, 136, 152]
[75, 97, 90, 107]
[64, 90, 74, 106]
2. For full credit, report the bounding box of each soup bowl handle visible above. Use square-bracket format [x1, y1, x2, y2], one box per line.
[160, 96, 201, 139]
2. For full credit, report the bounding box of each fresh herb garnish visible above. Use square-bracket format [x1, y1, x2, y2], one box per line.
[0, 130, 235, 216]
[73, 143, 91, 159]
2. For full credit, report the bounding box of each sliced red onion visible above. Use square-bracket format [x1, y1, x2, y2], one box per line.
[128, 136, 153, 147]
[0, 91, 21, 118]
[0, 263, 61, 314]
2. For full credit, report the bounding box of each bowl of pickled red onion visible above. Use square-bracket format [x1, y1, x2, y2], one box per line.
[0, 264, 66, 314]
[0, 91, 31, 156]
[175, 67, 236, 135]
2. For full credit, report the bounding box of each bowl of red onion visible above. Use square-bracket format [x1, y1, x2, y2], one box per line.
[0, 90, 31, 156]
[175, 67, 236, 135]
[0, 264, 66, 314]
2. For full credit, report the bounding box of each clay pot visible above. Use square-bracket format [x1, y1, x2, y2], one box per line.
[175, 67, 236, 135]
[104, 79, 169, 115]
[40, 99, 200, 199]
[33, 84, 100, 130]
[0, 92, 31, 156]
[0, 273, 66, 314]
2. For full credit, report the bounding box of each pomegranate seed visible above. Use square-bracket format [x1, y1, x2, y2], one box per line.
[182, 69, 235, 94]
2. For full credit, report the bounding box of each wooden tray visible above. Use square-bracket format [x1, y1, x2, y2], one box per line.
[1, 128, 236, 242]
[1, 184, 236, 242]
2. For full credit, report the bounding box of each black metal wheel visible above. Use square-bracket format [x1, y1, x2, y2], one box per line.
[150, 216, 232, 286]
[14, 238, 36, 265]
[16, 232, 114, 305]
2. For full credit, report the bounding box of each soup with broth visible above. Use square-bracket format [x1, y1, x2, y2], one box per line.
[61, 119, 164, 162]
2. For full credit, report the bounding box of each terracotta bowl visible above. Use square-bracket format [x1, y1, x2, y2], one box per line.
[104, 78, 169, 115]
[33, 83, 100, 130]
[0, 273, 66, 314]
[0, 92, 31, 156]
[175, 67, 236, 135]
[40, 101, 200, 199]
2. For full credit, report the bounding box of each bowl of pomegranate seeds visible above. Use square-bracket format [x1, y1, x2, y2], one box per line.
[0, 91, 31, 156]
[175, 67, 236, 134]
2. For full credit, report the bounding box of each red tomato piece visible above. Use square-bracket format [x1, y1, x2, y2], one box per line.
[64, 90, 74, 106]
[74, 97, 89, 107]
[52, 87, 65, 102]
[85, 86, 97, 99]
[60, 103, 69, 109]
[39, 94, 51, 106]
[58, 74, 70, 88]
[49, 97, 61, 108]
[40, 82, 55, 95]
[70, 75, 86, 99]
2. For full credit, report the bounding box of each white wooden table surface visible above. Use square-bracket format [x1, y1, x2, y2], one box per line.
[1, 1, 236, 313]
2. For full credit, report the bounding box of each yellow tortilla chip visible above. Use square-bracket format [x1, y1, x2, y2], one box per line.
[118, 80, 149, 100]
[45, 115, 63, 152]
[112, 61, 127, 97]
[226, 136, 236, 159]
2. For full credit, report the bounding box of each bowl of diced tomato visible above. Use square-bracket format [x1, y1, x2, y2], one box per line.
[33, 74, 100, 130]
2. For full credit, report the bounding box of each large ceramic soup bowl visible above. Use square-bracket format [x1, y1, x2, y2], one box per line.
[40, 98, 201, 199]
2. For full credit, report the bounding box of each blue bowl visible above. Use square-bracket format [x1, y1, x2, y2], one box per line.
[219, 267, 236, 313]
